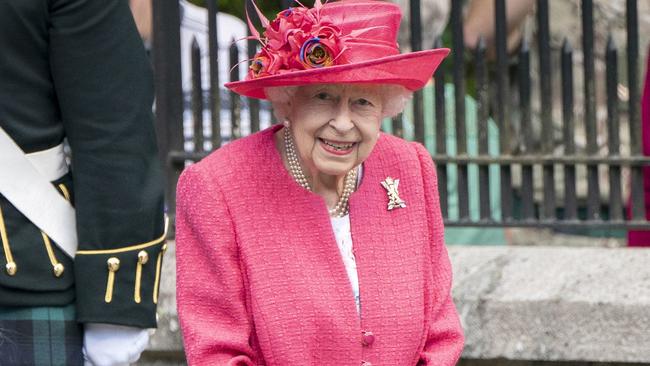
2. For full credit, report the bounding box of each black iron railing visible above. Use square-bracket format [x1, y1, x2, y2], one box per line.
[153, 0, 649, 232]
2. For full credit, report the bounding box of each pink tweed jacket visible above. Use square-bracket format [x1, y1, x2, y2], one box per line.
[176, 125, 464, 366]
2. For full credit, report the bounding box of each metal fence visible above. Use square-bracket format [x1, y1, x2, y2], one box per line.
[152, 0, 649, 232]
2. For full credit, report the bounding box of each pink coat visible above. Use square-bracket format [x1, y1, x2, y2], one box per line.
[176, 125, 464, 365]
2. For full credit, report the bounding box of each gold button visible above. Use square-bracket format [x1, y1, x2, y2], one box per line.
[107, 257, 120, 272]
[53, 263, 65, 277]
[5, 262, 17, 276]
[138, 250, 149, 264]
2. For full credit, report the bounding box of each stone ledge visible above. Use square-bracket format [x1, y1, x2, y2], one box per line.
[144, 243, 650, 363]
[450, 246, 650, 362]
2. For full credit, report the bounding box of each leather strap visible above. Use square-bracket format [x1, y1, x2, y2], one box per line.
[0, 126, 77, 258]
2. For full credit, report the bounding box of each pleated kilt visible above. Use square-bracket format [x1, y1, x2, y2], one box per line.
[0, 304, 83, 366]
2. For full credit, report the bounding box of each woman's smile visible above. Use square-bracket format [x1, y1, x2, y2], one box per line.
[318, 138, 357, 156]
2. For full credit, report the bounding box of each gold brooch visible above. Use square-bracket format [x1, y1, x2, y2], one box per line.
[381, 177, 406, 211]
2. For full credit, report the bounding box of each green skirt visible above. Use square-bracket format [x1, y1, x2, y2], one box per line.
[0, 304, 83, 366]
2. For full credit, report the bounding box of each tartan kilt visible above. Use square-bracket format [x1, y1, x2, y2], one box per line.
[0, 304, 83, 366]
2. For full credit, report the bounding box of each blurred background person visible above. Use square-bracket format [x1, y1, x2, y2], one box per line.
[463, 0, 536, 59]
[392, 0, 450, 50]
[391, 0, 534, 245]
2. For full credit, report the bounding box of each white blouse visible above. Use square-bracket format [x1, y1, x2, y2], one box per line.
[330, 214, 360, 314]
[329, 164, 363, 314]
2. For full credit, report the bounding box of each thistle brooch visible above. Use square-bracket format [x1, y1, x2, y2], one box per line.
[381, 177, 406, 211]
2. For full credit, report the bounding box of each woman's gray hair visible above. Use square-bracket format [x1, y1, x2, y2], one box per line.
[264, 84, 412, 122]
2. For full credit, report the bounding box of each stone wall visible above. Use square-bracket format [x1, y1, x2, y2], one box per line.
[137, 243, 650, 365]
[452, 246, 650, 364]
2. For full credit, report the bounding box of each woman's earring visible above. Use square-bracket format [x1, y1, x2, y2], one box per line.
[283, 120, 291, 128]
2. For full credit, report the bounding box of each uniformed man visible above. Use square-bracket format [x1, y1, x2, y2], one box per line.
[0, 1, 166, 365]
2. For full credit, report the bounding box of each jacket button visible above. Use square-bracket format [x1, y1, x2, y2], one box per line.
[361, 330, 375, 346]
[5, 261, 17, 276]
[361, 362, 372, 366]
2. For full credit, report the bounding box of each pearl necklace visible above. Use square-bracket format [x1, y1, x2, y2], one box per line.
[284, 127, 357, 217]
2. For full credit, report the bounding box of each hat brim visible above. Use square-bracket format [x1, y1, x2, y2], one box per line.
[225, 48, 450, 100]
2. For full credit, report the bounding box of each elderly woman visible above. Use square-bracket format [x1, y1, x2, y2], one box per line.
[176, 1, 464, 365]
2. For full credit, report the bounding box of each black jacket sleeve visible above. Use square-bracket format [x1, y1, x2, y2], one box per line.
[48, 0, 166, 328]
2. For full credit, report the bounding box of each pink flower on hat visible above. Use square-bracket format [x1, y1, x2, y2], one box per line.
[248, 3, 347, 79]
[250, 47, 283, 78]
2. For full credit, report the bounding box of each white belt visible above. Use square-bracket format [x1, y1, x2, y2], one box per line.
[0, 127, 77, 258]
[26, 143, 69, 181]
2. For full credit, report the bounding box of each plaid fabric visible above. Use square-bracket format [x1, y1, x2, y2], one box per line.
[0, 304, 83, 366]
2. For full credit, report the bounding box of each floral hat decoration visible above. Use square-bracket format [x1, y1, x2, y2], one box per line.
[225, 0, 450, 100]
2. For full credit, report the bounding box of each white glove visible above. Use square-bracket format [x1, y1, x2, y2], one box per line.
[83, 323, 150, 366]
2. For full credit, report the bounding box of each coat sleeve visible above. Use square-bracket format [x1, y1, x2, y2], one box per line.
[413, 143, 465, 365]
[48, 0, 166, 328]
[176, 165, 258, 365]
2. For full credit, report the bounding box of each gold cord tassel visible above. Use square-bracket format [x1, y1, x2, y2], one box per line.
[153, 243, 167, 304]
[40, 184, 72, 278]
[41, 233, 64, 277]
[105, 257, 120, 303]
[0, 206, 16, 276]
[134, 250, 149, 303]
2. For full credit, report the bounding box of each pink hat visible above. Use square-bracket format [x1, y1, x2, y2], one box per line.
[225, 0, 450, 100]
